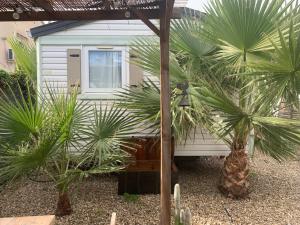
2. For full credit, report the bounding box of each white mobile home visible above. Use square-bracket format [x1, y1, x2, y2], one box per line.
[30, 4, 230, 157]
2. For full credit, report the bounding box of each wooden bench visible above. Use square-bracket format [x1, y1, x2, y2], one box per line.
[0, 215, 55, 225]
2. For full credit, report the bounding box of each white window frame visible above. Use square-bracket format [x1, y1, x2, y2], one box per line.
[82, 46, 128, 95]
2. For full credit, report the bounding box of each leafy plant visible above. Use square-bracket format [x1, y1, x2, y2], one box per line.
[0, 69, 34, 101]
[118, 0, 300, 199]
[0, 85, 136, 216]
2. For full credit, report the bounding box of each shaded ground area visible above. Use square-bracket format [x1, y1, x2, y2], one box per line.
[0, 153, 299, 225]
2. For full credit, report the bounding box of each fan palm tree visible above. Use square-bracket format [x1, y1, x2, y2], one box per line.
[0, 85, 136, 216]
[202, 0, 300, 197]
[117, 0, 300, 198]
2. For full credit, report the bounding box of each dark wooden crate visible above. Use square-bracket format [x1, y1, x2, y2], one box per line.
[123, 137, 175, 172]
[118, 137, 177, 195]
[118, 171, 178, 195]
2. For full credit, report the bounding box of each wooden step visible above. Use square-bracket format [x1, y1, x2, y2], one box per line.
[0, 215, 55, 225]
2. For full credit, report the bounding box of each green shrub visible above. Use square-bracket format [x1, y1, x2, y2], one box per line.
[0, 69, 35, 102]
[123, 193, 140, 203]
[0, 69, 11, 89]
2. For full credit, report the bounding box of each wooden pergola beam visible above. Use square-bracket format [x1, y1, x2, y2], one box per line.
[130, 8, 160, 36]
[0, 8, 181, 21]
[31, 0, 54, 12]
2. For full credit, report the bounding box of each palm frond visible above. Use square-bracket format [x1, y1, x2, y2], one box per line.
[0, 131, 61, 183]
[44, 86, 92, 149]
[0, 84, 44, 146]
[195, 80, 250, 140]
[252, 116, 300, 161]
[116, 80, 161, 130]
[247, 20, 300, 109]
[203, 0, 296, 69]
[131, 38, 186, 82]
[80, 104, 137, 167]
[171, 18, 215, 59]
[8, 37, 36, 81]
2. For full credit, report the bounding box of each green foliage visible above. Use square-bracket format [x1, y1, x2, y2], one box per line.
[0, 69, 10, 86]
[117, 20, 216, 142]
[0, 69, 35, 102]
[247, 20, 300, 110]
[80, 103, 137, 169]
[0, 84, 136, 197]
[0, 85, 44, 146]
[117, 79, 210, 142]
[8, 37, 37, 81]
[203, 0, 295, 70]
[123, 193, 140, 203]
[118, 0, 300, 162]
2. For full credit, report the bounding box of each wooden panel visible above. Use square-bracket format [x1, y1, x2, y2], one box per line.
[177, 138, 228, 144]
[174, 150, 230, 156]
[67, 49, 81, 93]
[118, 171, 178, 195]
[0, 215, 55, 225]
[129, 54, 144, 87]
[176, 144, 229, 151]
[124, 137, 175, 172]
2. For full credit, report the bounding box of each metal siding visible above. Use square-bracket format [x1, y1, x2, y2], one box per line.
[38, 18, 230, 157]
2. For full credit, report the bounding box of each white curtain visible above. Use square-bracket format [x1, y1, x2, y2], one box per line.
[89, 50, 122, 88]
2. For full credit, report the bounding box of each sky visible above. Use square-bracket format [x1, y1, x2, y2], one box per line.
[187, 0, 210, 11]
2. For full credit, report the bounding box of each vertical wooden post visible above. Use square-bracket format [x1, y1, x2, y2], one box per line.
[160, 0, 174, 224]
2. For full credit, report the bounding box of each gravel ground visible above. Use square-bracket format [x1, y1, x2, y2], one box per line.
[0, 152, 299, 225]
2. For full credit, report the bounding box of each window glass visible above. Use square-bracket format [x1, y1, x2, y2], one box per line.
[89, 50, 122, 89]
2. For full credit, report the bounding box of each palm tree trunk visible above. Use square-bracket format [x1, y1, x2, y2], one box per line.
[218, 141, 249, 198]
[55, 191, 72, 216]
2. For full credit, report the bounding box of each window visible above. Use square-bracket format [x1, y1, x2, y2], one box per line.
[7, 49, 14, 61]
[83, 47, 128, 94]
[89, 51, 122, 88]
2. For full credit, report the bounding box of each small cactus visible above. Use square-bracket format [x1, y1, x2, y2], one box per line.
[174, 184, 181, 224]
[174, 184, 192, 225]
[110, 212, 116, 225]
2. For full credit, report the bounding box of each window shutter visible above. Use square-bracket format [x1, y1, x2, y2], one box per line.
[129, 53, 144, 87]
[67, 49, 81, 93]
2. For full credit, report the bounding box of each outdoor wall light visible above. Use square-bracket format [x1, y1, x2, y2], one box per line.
[12, 6, 23, 20]
[125, 10, 131, 18]
[177, 82, 190, 108]
[12, 12, 20, 20]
